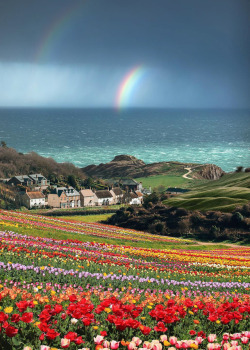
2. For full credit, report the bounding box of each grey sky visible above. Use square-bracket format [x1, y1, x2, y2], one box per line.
[0, 0, 249, 108]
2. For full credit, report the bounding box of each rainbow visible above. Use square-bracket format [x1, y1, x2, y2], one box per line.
[115, 65, 146, 110]
[34, 2, 83, 63]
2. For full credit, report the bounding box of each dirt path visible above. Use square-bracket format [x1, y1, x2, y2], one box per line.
[183, 167, 193, 179]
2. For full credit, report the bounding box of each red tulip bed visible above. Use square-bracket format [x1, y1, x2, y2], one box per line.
[0, 211, 249, 350]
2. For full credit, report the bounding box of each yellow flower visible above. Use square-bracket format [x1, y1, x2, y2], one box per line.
[33, 301, 38, 305]
[51, 290, 56, 295]
[164, 341, 170, 346]
[93, 326, 98, 330]
[4, 307, 13, 314]
[104, 308, 111, 313]
[216, 320, 221, 324]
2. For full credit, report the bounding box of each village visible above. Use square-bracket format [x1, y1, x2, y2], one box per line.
[1, 173, 153, 209]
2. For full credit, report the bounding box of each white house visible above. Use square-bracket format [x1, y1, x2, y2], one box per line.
[94, 190, 113, 206]
[123, 191, 142, 205]
[22, 191, 46, 209]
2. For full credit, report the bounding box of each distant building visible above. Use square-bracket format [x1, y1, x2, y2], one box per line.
[29, 174, 50, 188]
[8, 175, 33, 187]
[123, 191, 142, 205]
[120, 179, 139, 192]
[166, 187, 190, 195]
[54, 186, 81, 208]
[21, 191, 45, 209]
[47, 192, 67, 209]
[80, 189, 95, 207]
[110, 187, 124, 204]
[94, 190, 113, 206]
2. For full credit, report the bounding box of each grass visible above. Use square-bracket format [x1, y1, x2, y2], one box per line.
[136, 174, 194, 190]
[163, 172, 250, 212]
[55, 214, 113, 223]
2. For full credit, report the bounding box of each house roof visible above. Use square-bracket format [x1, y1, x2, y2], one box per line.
[80, 189, 95, 197]
[121, 179, 138, 186]
[127, 192, 138, 199]
[57, 187, 80, 197]
[135, 190, 143, 197]
[95, 190, 113, 199]
[29, 174, 46, 180]
[14, 175, 31, 182]
[26, 191, 45, 199]
[112, 187, 123, 195]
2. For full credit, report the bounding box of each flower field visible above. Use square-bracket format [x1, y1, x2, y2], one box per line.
[0, 210, 249, 350]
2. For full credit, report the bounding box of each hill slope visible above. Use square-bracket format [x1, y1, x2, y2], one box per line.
[163, 172, 250, 212]
[82, 154, 224, 180]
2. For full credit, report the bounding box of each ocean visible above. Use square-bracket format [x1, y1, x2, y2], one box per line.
[0, 108, 249, 172]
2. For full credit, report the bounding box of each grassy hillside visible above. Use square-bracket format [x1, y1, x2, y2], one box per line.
[136, 174, 193, 189]
[163, 172, 250, 212]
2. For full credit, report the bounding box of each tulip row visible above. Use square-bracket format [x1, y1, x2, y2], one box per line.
[0, 210, 249, 349]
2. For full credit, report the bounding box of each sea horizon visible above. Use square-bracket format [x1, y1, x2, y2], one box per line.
[0, 107, 249, 172]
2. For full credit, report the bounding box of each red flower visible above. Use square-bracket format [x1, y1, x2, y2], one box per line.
[74, 336, 85, 345]
[189, 330, 196, 336]
[46, 328, 60, 340]
[39, 334, 45, 341]
[65, 332, 77, 341]
[69, 294, 77, 302]
[21, 312, 33, 323]
[139, 325, 151, 335]
[53, 304, 63, 314]
[38, 322, 49, 332]
[100, 331, 107, 337]
[11, 314, 20, 323]
[154, 321, 167, 332]
[0, 312, 8, 323]
[5, 325, 18, 338]
[16, 300, 28, 313]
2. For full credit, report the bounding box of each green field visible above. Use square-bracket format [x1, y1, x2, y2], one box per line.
[55, 213, 113, 222]
[136, 174, 194, 190]
[163, 172, 250, 212]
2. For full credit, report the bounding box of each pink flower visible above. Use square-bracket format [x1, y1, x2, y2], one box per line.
[207, 344, 215, 350]
[110, 341, 119, 349]
[128, 341, 137, 350]
[241, 337, 248, 344]
[160, 335, 168, 342]
[175, 341, 182, 349]
[231, 341, 238, 347]
[195, 337, 203, 345]
[152, 341, 162, 350]
[61, 338, 71, 348]
[94, 335, 104, 345]
[132, 337, 142, 346]
[40, 346, 51, 350]
[103, 341, 110, 348]
[23, 347, 32, 350]
[223, 334, 230, 341]
[208, 335, 217, 343]
[169, 337, 178, 346]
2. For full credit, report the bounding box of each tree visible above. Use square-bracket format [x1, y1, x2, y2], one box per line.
[0, 141, 7, 148]
[67, 175, 77, 188]
[236, 166, 244, 173]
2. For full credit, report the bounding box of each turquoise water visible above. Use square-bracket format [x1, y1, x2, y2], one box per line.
[0, 108, 249, 172]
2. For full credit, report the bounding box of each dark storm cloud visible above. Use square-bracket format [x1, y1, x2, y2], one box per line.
[0, 0, 249, 107]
